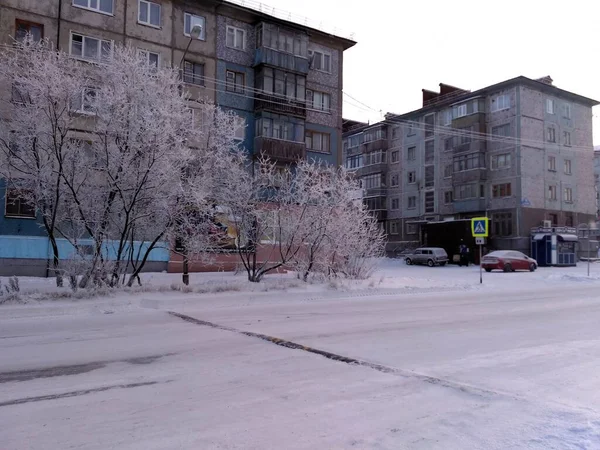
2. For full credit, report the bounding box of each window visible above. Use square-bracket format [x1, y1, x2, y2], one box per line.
[391, 198, 400, 210]
[424, 166, 435, 188]
[391, 150, 399, 163]
[139, 0, 161, 27]
[233, 116, 246, 141]
[458, 125, 472, 145]
[70, 33, 112, 62]
[226, 70, 245, 93]
[390, 222, 399, 235]
[442, 109, 452, 126]
[546, 98, 555, 114]
[444, 137, 453, 152]
[183, 60, 204, 85]
[565, 213, 574, 227]
[562, 103, 572, 119]
[547, 127, 556, 143]
[491, 94, 510, 112]
[564, 187, 573, 203]
[407, 196, 417, 209]
[73, 0, 113, 15]
[492, 213, 512, 237]
[548, 155, 556, 171]
[71, 87, 97, 114]
[364, 128, 386, 142]
[392, 127, 400, 140]
[226, 25, 245, 50]
[138, 49, 159, 69]
[492, 183, 512, 198]
[491, 153, 511, 170]
[424, 191, 435, 213]
[407, 123, 416, 136]
[256, 113, 304, 143]
[305, 131, 330, 153]
[258, 24, 308, 57]
[424, 114, 435, 138]
[454, 183, 483, 200]
[364, 151, 386, 165]
[425, 140, 434, 164]
[307, 90, 331, 112]
[391, 174, 399, 187]
[453, 153, 485, 172]
[15, 20, 43, 42]
[362, 174, 383, 189]
[548, 213, 558, 225]
[444, 191, 453, 204]
[257, 68, 306, 102]
[548, 185, 557, 201]
[11, 83, 31, 104]
[444, 164, 453, 178]
[408, 171, 416, 184]
[563, 131, 571, 146]
[5, 189, 35, 218]
[454, 104, 467, 118]
[491, 123, 511, 137]
[309, 50, 331, 73]
[407, 146, 416, 161]
[564, 159, 572, 175]
[406, 223, 417, 234]
[184, 13, 206, 40]
[345, 155, 363, 170]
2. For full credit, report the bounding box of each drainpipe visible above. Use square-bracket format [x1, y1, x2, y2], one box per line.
[515, 86, 522, 249]
[56, 0, 62, 50]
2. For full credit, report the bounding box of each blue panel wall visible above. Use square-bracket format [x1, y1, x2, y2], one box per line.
[305, 123, 339, 166]
[216, 60, 254, 112]
[0, 235, 170, 262]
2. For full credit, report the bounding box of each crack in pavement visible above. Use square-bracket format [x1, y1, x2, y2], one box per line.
[0, 353, 176, 383]
[167, 311, 600, 419]
[167, 311, 500, 400]
[0, 381, 167, 408]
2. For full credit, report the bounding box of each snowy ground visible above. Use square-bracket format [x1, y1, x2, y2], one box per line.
[3, 261, 600, 449]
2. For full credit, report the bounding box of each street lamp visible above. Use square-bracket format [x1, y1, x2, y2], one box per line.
[179, 24, 202, 70]
[178, 24, 202, 286]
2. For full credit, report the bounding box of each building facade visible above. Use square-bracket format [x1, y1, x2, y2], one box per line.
[0, 0, 355, 275]
[343, 76, 598, 256]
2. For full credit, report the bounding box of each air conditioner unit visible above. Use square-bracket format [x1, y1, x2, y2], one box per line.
[542, 220, 552, 228]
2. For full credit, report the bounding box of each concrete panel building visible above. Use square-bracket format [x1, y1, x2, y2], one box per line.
[0, 0, 355, 275]
[343, 76, 598, 256]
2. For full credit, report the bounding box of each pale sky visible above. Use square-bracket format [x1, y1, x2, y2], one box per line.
[261, 0, 600, 144]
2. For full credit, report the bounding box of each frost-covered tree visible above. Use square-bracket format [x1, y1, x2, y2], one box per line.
[0, 37, 94, 286]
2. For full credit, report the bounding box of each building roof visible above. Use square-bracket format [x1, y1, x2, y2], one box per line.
[386, 75, 600, 121]
[220, 0, 357, 50]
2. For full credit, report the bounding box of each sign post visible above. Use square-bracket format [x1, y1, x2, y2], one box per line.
[472, 218, 489, 284]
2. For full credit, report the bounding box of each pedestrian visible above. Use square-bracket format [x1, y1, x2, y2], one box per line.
[459, 241, 469, 267]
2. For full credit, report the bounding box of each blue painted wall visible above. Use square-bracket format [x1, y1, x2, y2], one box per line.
[216, 60, 254, 112]
[305, 122, 339, 166]
[0, 235, 170, 262]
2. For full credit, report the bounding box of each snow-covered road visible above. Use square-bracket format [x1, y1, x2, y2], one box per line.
[2, 271, 600, 448]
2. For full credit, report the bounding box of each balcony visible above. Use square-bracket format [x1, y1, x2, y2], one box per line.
[254, 137, 305, 162]
[254, 93, 306, 118]
[364, 187, 387, 197]
[363, 139, 389, 153]
[371, 210, 388, 221]
[254, 47, 309, 74]
[358, 163, 388, 177]
[453, 198, 486, 213]
[452, 168, 487, 184]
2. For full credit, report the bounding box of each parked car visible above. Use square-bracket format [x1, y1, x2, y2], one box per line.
[405, 247, 449, 267]
[481, 250, 538, 272]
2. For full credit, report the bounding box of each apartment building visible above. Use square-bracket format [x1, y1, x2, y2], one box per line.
[343, 76, 598, 255]
[0, 0, 355, 275]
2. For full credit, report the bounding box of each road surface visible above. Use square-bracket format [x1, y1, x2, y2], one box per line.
[2, 283, 600, 449]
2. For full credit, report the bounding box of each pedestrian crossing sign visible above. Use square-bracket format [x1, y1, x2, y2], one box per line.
[471, 217, 489, 237]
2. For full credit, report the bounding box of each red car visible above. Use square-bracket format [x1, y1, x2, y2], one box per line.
[481, 250, 538, 273]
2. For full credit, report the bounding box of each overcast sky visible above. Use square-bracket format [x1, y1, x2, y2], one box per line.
[261, 0, 599, 144]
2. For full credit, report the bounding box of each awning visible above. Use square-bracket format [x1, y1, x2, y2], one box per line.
[558, 234, 578, 242]
[533, 234, 546, 241]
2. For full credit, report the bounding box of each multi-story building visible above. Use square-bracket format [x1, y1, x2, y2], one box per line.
[594, 146, 600, 218]
[344, 76, 598, 255]
[0, 0, 355, 275]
